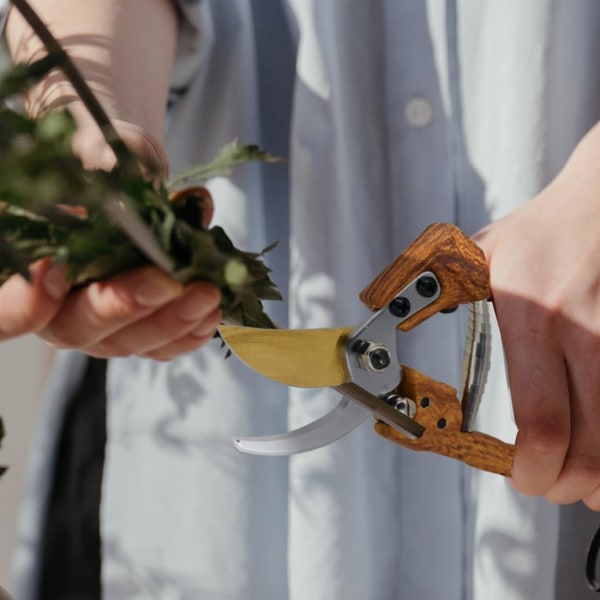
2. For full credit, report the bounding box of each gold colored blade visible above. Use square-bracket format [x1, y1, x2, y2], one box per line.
[218, 325, 354, 387]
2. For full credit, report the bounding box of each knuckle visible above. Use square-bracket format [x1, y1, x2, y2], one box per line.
[520, 309, 561, 346]
[86, 287, 140, 323]
[519, 418, 570, 455]
[562, 453, 600, 480]
[510, 477, 545, 498]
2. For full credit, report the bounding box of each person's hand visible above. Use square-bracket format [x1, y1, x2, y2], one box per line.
[0, 259, 70, 341]
[474, 121, 600, 509]
[1, 109, 221, 361]
[37, 266, 222, 361]
[1, 0, 221, 361]
[35, 184, 220, 361]
[0, 254, 222, 360]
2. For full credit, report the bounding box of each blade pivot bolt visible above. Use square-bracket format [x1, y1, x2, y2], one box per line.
[369, 347, 391, 370]
[416, 275, 439, 298]
[389, 296, 411, 318]
[351, 340, 392, 372]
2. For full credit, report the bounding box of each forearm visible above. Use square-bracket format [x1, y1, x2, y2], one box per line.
[5, 0, 178, 141]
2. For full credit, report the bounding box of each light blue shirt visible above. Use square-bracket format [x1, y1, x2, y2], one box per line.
[11, 1, 600, 599]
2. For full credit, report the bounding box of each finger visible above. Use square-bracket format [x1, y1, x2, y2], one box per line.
[0, 260, 70, 340]
[83, 283, 221, 357]
[141, 327, 219, 362]
[168, 186, 214, 226]
[498, 298, 571, 495]
[40, 267, 183, 348]
[199, 190, 214, 226]
[583, 483, 600, 511]
[545, 331, 600, 504]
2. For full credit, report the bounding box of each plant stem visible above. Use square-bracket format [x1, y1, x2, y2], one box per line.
[9, 0, 140, 175]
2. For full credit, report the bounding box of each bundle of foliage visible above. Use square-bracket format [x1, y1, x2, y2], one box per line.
[0, 0, 283, 477]
[0, 58, 282, 327]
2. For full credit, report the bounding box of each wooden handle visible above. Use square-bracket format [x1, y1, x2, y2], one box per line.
[359, 223, 490, 331]
[374, 365, 514, 476]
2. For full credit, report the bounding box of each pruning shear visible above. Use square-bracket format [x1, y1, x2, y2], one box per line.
[105, 208, 600, 585]
[106, 201, 513, 475]
[219, 223, 514, 476]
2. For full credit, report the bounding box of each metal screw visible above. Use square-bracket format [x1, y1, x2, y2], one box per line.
[416, 275, 438, 298]
[351, 340, 392, 372]
[384, 395, 417, 418]
[389, 296, 411, 318]
[351, 339, 370, 355]
[368, 347, 391, 371]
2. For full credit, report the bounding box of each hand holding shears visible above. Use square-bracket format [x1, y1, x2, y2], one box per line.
[219, 223, 514, 476]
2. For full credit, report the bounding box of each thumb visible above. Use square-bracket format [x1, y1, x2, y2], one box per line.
[0, 259, 70, 341]
[168, 186, 215, 228]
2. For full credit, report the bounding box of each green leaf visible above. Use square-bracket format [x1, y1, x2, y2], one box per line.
[0, 112, 282, 326]
[0, 6, 284, 481]
[167, 139, 282, 188]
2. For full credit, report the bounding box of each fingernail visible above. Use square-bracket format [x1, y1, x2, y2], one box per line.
[135, 276, 182, 307]
[43, 265, 70, 300]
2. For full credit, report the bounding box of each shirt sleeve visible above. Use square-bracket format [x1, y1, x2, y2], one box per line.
[168, 0, 214, 111]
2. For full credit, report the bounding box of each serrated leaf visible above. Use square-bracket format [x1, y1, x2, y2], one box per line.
[261, 240, 280, 255]
[0, 59, 282, 331]
[0, 124, 282, 326]
[167, 139, 281, 188]
[0, 9, 283, 480]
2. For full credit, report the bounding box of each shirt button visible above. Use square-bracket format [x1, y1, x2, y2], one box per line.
[404, 97, 434, 128]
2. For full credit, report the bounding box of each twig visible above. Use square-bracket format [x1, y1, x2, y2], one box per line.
[8, 0, 140, 175]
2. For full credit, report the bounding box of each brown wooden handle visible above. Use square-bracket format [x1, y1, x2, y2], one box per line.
[359, 223, 490, 331]
[373, 365, 514, 477]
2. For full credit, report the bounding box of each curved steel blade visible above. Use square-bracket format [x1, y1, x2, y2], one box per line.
[234, 397, 371, 455]
[218, 325, 354, 387]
